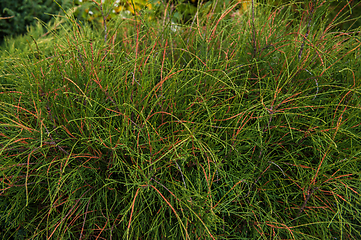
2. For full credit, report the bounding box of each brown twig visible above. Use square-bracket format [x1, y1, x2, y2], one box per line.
[0, 16, 14, 20]
[298, 1, 315, 61]
[296, 186, 318, 219]
[79, 197, 92, 240]
[43, 125, 70, 156]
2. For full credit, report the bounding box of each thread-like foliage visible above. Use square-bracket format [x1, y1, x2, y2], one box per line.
[1, 0, 361, 239]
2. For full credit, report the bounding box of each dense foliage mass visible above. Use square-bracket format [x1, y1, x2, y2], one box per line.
[0, 0, 361, 239]
[0, 0, 75, 43]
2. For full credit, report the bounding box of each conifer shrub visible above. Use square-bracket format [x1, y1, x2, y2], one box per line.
[0, 0, 361, 239]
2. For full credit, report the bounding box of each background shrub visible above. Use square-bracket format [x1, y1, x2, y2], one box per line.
[0, 0, 73, 44]
[73, 0, 253, 23]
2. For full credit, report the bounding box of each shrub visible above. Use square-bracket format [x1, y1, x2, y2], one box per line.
[0, 0, 73, 44]
[1, 0, 361, 239]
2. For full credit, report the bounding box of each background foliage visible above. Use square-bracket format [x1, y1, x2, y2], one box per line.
[0, 0, 74, 43]
[69, 0, 361, 30]
[71, 0, 252, 26]
[1, 0, 360, 46]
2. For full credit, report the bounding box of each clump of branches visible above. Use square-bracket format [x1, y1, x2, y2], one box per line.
[1, 0, 361, 239]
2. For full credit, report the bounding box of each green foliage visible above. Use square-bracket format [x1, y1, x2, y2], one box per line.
[326, 0, 361, 30]
[72, 0, 162, 26]
[264, 0, 361, 30]
[1, 0, 361, 239]
[0, 0, 73, 43]
[72, 0, 361, 30]
[72, 0, 252, 26]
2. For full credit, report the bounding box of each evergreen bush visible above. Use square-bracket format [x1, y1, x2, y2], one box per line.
[1, 0, 361, 239]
